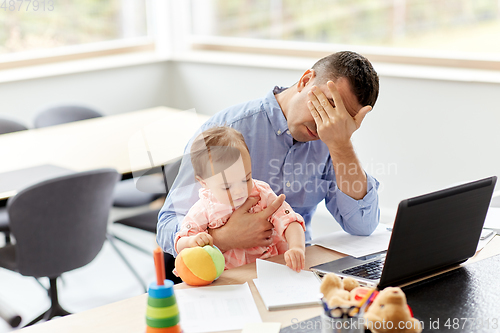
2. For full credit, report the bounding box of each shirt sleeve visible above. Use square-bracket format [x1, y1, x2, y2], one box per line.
[257, 181, 306, 237]
[157, 157, 200, 256]
[157, 122, 218, 256]
[325, 167, 380, 236]
[173, 199, 210, 253]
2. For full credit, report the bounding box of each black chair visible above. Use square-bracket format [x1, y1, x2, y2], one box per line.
[33, 105, 103, 128]
[112, 173, 168, 208]
[0, 169, 119, 327]
[31, 104, 155, 289]
[0, 298, 21, 328]
[0, 118, 28, 134]
[0, 207, 10, 246]
[108, 159, 182, 286]
[2, 110, 97, 247]
[0, 117, 29, 245]
[32, 105, 182, 286]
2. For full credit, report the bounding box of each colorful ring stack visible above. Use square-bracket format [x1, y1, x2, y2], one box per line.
[146, 280, 182, 333]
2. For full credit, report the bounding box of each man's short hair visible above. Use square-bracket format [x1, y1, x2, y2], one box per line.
[190, 126, 249, 179]
[312, 51, 379, 108]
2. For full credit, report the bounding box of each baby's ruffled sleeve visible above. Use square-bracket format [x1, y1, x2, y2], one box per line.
[271, 200, 305, 238]
[257, 181, 306, 237]
[174, 200, 210, 253]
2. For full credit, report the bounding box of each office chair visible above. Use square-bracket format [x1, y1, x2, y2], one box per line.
[112, 172, 168, 209]
[31, 104, 165, 289]
[0, 118, 28, 134]
[0, 299, 22, 328]
[0, 208, 10, 246]
[108, 158, 183, 286]
[0, 118, 29, 245]
[33, 105, 103, 128]
[0, 169, 119, 327]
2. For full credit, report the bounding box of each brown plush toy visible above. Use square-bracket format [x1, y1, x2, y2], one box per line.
[319, 273, 359, 307]
[342, 276, 360, 292]
[364, 287, 422, 333]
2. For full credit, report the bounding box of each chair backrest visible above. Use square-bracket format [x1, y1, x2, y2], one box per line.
[0, 118, 28, 134]
[164, 158, 182, 194]
[34, 105, 103, 128]
[112, 158, 182, 208]
[136, 158, 182, 195]
[7, 169, 120, 278]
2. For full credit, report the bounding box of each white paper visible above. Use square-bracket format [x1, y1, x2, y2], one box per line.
[307, 224, 392, 258]
[175, 282, 262, 333]
[241, 322, 281, 333]
[484, 207, 500, 231]
[253, 259, 321, 310]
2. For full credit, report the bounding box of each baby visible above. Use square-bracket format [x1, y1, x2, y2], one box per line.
[174, 126, 306, 271]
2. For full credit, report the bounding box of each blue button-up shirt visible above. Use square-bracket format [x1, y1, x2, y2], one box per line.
[157, 87, 380, 255]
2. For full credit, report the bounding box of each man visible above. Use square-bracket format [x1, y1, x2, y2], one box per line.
[157, 51, 380, 268]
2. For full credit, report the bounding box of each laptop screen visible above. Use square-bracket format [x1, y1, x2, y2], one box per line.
[378, 176, 497, 288]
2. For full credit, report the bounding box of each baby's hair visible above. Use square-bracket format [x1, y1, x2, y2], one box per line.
[190, 126, 250, 179]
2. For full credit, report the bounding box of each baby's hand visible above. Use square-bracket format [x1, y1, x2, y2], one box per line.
[284, 247, 305, 272]
[188, 233, 213, 248]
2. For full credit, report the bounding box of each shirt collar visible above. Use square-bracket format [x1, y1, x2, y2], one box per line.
[265, 86, 289, 137]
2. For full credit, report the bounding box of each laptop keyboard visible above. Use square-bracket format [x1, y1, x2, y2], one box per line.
[341, 258, 384, 280]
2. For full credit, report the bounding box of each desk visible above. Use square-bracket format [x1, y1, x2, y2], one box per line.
[15, 237, 500, 333]
[0, 107, 209, 200]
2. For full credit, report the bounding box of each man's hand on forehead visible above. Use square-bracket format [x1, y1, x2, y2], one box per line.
[307, 80, 372, 148]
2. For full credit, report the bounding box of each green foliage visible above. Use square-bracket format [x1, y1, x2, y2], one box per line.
[210, 0, 500, 51]
[0, 0, 146, 54]
[2, 0, 500, 55]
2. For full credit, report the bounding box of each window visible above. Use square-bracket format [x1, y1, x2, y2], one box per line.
[0, 0, 153, 64]
[190, 0, 500, 69]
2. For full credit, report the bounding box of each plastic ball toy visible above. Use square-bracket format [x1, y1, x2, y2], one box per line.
[175, 245, 225, 286]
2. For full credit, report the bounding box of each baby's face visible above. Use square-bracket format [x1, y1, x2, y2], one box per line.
[201, 149, 253, 209]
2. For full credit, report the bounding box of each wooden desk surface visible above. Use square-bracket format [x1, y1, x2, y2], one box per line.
[17, 246, 343, 333]
[0, 106, 209, 199]
[16, 238, 500, 333]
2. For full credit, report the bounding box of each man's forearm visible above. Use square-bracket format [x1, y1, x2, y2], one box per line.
[207, 226, 233, 252]
[329, 141, 367, 200]
[156, 210, 182, 256]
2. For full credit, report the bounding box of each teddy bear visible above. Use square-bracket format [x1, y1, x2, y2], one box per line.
[364, 287, 422, 333]
[320, 273, 360, 308]
[320, 273, 422, 333]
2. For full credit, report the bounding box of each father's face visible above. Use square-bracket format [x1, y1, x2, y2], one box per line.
[285, 74, 362, 143]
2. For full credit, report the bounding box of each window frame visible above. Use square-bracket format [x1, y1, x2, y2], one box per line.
[189, 35, 500, 72]
[3, 0, 500, 74]
[0, 0, 165, 72]
[0, 37, 156, 71]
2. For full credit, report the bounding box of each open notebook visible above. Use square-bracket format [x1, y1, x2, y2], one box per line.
[253, 259, 321, 311]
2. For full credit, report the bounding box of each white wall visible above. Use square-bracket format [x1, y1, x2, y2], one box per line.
[356, 76, 500, 212]
[1, 58, 499, 234]
[0, 62, 170, 127]
[168, 60, 500, 230]
[165, 60, 302, 114]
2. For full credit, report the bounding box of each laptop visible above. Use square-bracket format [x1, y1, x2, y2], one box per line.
[310, 176, 497, 289]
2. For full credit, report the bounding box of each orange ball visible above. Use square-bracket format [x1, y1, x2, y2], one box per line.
[175, 245, 225, 286]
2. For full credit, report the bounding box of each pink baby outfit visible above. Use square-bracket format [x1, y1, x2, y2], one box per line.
[174, 179, 305, 269]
